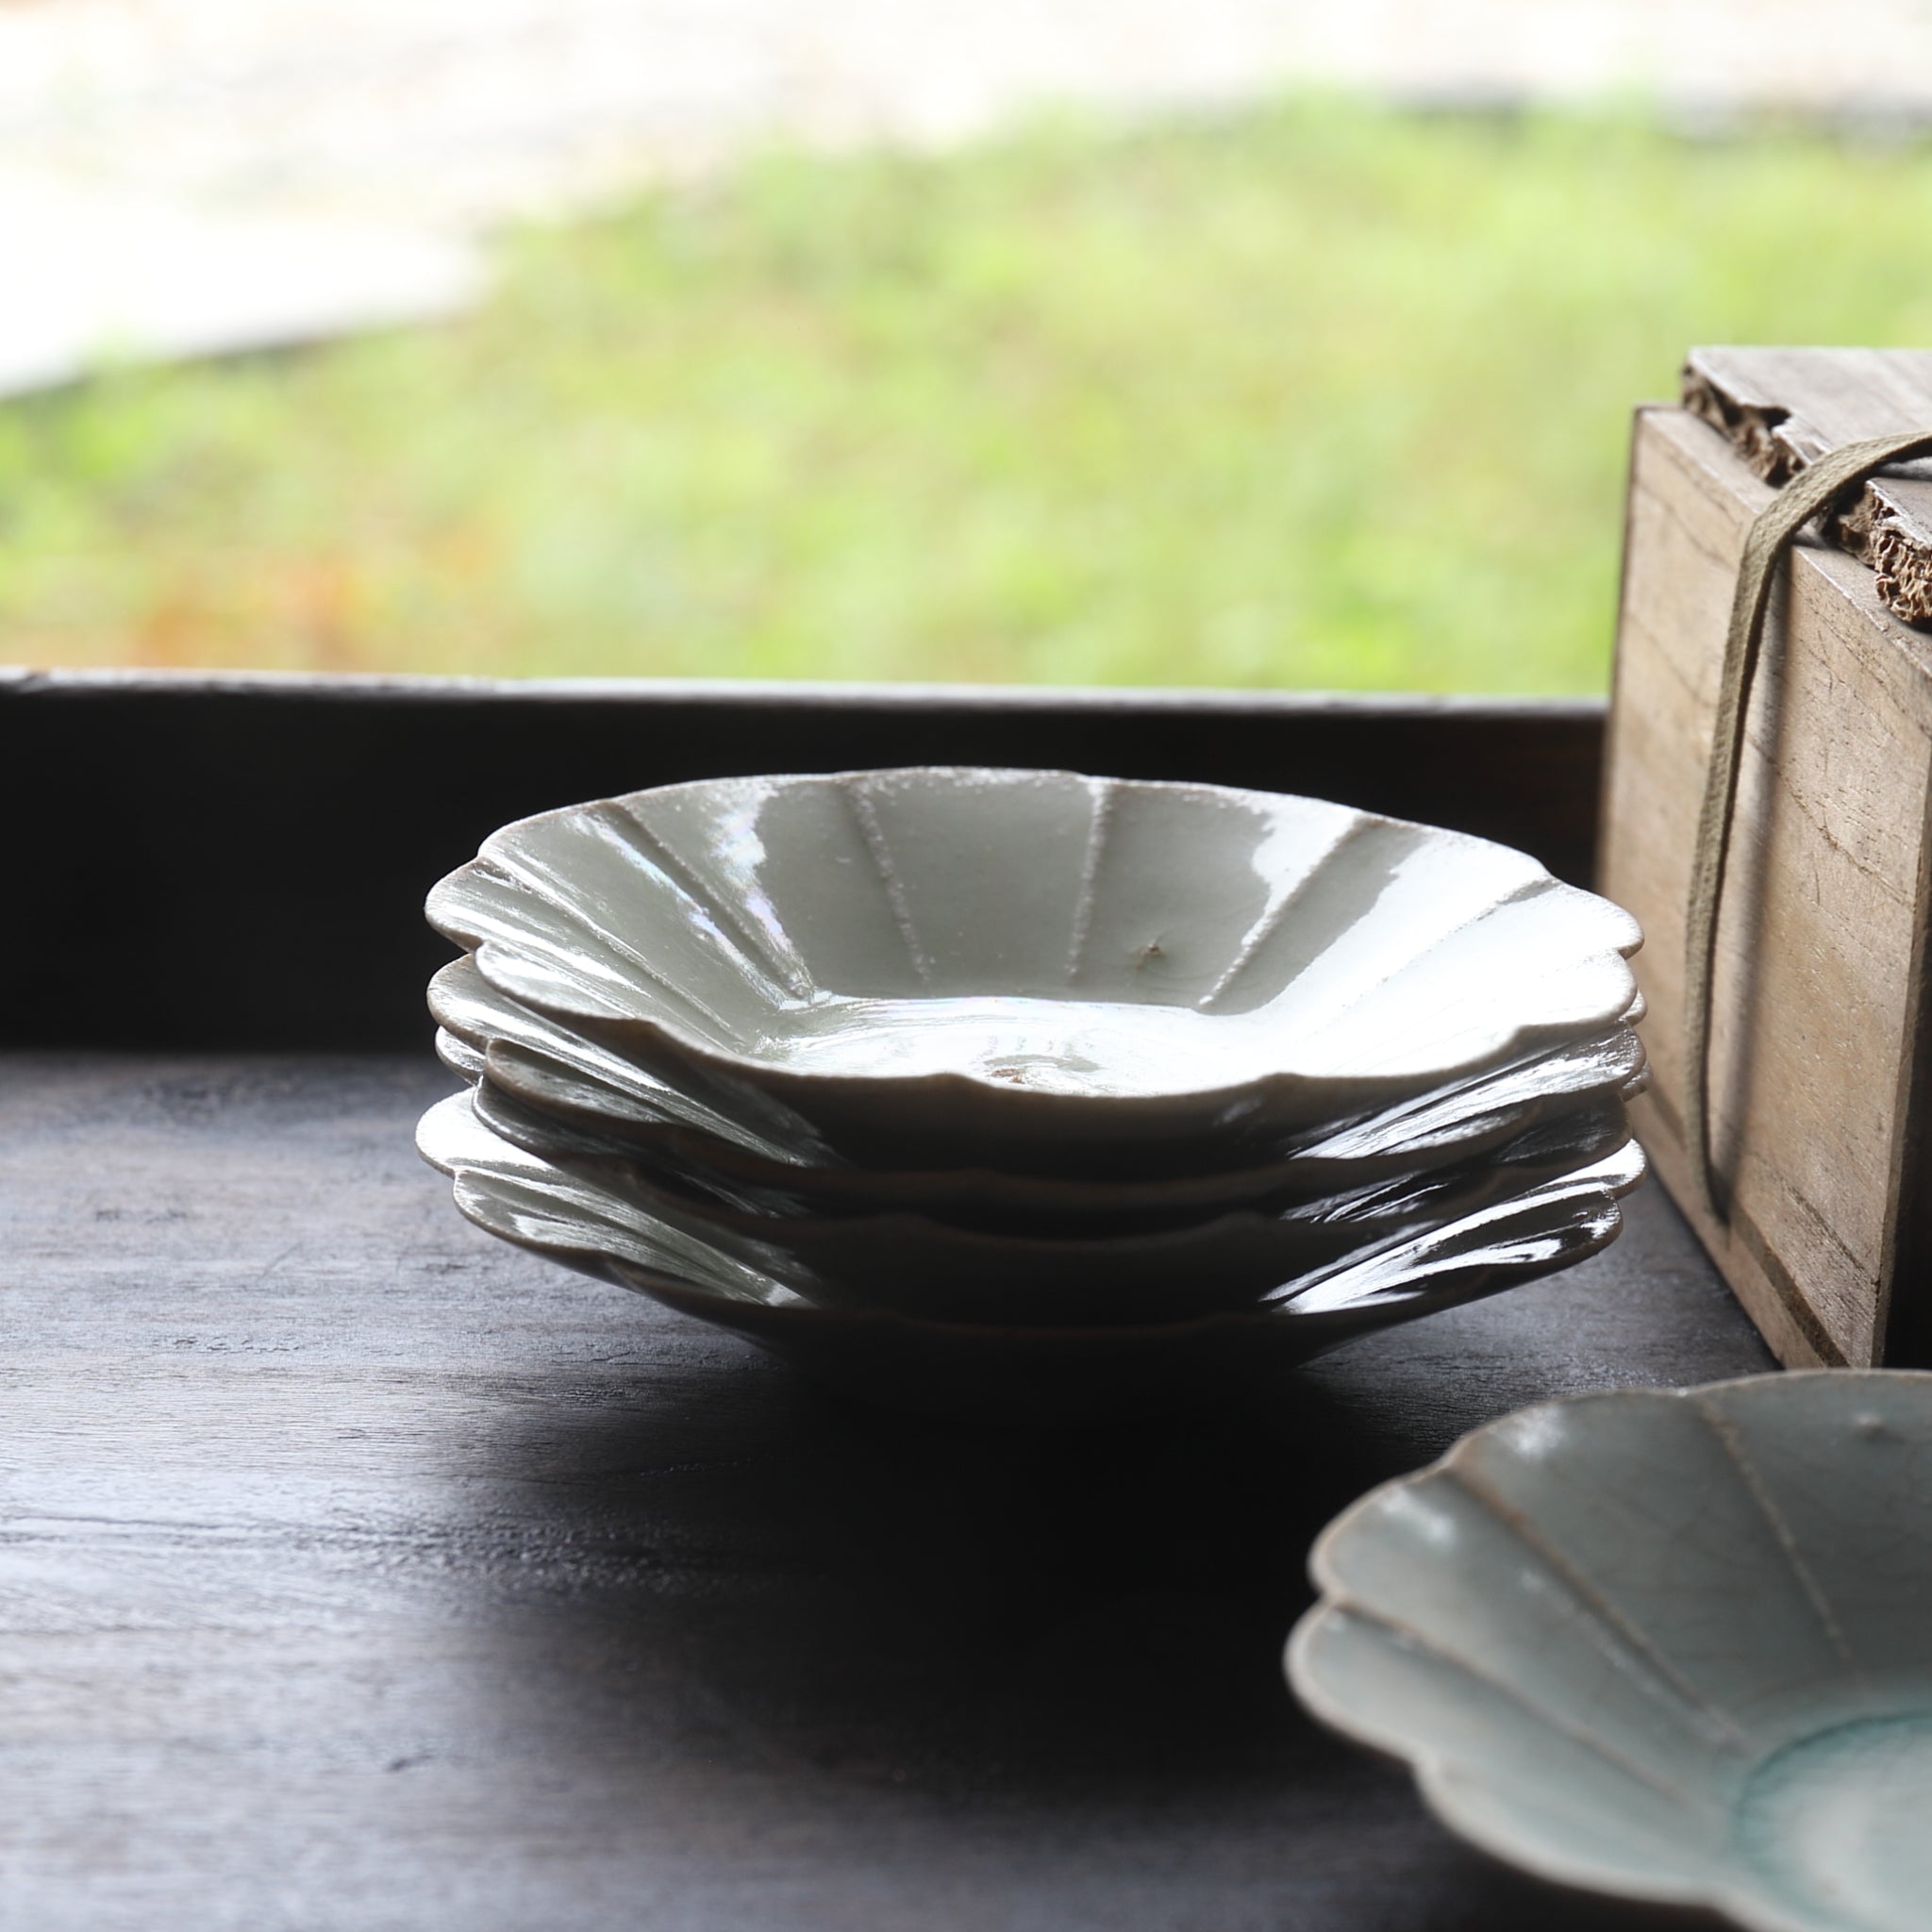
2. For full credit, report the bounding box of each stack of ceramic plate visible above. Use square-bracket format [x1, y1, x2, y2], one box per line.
[418, 767, 1647, 1418]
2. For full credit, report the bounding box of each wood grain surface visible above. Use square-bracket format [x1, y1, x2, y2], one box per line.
[1682, 345, 1932, 625]
[1601, 403, 1932, 1367]
[2, 1051, 1769, 1932]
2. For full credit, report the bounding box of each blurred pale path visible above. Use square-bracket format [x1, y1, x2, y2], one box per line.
[3, 0, 1932, 229]
[0, 175, 481, 392]
[3, 0, 1932, 391]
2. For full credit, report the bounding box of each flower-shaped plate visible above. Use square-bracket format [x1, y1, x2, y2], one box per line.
[430, 961, 1638, 1228]
[426, 769, 1642, 1170]
[416, 1089, 1643, 1420]
[1289, 1372, 1932, 1932]
[431, 957, 1646, 1224]
[459, 1067, 1632, 1324]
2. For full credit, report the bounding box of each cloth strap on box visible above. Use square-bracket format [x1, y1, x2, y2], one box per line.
[1686, 426, 1932, 1220]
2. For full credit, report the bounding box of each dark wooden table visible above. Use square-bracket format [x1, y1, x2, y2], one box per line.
[1, 673, 1771, 1929]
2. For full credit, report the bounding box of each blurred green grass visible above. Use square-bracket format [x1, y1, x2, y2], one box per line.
[5, 98, 1932, 691]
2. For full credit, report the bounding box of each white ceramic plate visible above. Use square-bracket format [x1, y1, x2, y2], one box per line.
[416, 1089, 1644, 1420]
[1290, 1373, 1932, 1932]
[460, 1068, 1633, 1324]
[426, 769, 1642, 1169]
[430, 956, 1646, 1221]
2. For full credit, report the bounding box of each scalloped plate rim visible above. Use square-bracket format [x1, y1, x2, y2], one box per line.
[1286, 1370, 1932, 1932]
[427, 766, 1643, 1122]
[430, 955, 1650, 1214]
[416, 1089, 1644, 1346]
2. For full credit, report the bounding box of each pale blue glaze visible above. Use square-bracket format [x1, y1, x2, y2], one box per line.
[1289, 1372, 1932, 1932]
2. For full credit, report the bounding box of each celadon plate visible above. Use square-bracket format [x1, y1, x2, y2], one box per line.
[426, 769, 1642, 1170]
[430, 957, 1645, 1223]
[1288, 1373, 1932, 1932]
[458, 1068, 1633, 1324]
[415, 1090, 1644, 1418]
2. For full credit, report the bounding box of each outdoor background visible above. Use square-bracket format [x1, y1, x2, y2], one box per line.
[6, 0, 1932, 693]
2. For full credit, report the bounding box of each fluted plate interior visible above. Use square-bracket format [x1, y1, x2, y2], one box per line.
[427, 769, 1642, 1164]
[431, 956, 1647, 1215]
[417, 1089, 1642, 1416]
[1290, 1373, 1932, 1932]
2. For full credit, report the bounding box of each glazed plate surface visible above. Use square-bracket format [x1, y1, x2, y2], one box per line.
[416, 1090, 1643, 1420]
[426, 769, 1641, 1167]
[462, 1068, 1631, 1324]
[431, 956, 1647, 1217]
[1289, 1372, 1932, 1932]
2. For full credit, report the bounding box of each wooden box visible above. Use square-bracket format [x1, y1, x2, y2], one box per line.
[1601, 347, 1932, 1367]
